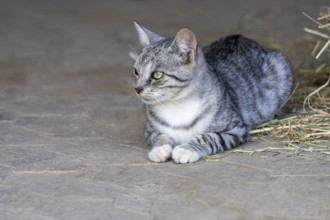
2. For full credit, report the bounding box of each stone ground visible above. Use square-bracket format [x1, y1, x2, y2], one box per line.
[0, 0, 329, 219]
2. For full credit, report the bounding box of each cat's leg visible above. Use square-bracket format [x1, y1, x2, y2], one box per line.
[146, 131, 174, 163]
[172, 126, 248, 163]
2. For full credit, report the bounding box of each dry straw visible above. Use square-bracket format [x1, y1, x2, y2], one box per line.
[303, 7, 330, 59]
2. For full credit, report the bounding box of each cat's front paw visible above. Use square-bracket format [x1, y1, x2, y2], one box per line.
[148, 144, 173, 162]
[172, 145, 200, 164]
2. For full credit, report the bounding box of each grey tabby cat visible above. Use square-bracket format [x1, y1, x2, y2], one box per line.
[131, 22, 293, 163]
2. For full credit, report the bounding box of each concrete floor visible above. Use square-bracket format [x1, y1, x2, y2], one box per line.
[0, 0, 329, 219]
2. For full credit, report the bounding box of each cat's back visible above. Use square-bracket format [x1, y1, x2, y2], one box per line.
[202, 34, 293, 127]
[203, 34, 267, 67]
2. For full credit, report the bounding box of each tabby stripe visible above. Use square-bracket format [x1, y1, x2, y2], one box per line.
[196, 137, 202, 145]
[187, 131, 242, 156]
[146, 128, 175, 148]
[218, 132, 237, 151]
[147, 132, 161, 145]
[157, 83, 189, 89]
[202, 136, 213, 154]
[206, 134, 217, 154]
[215, 132, 225, 151]
[164, 84, 189, 89]
[191, 138, 206, 152]
[225, 133, 239, 150]
[223, 135, 233, 150]
[221, 134, 231, 150]
[196, 142, 206, 153]
[165, 74, 189, 83]
[148, 109, 169, 128]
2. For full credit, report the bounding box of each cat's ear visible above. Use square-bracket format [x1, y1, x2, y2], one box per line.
[134, 22, 163, 47]
[172, 28, 197, 58]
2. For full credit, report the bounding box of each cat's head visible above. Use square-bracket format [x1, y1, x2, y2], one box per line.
[131, 22, 198, 105]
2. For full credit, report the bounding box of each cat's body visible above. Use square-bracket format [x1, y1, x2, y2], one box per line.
[131, 23, 293, 163]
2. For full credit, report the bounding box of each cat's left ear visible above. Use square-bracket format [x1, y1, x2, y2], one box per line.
[171, 28, 197, 62]
[134, 22, 164, 47]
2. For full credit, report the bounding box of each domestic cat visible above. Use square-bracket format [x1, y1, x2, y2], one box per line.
[131, 22, 293, 163]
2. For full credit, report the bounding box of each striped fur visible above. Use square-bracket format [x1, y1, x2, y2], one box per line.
[132, 23, 293, 163]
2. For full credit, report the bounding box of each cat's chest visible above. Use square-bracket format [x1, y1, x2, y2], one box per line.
[154, 98, 203, 127]
[150, 98, 212, 144]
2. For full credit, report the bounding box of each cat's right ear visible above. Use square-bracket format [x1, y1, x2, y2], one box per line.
[171, 28, 197, 63]
[134, 22, 164, 47]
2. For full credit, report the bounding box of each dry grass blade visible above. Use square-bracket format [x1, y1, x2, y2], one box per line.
[319, 23, 330, 29]
[303, 12, 323, 26]
[303, 76, 330, 114]
[316, 39, 330, 59]
[318, 14, 330, 20]
[304, 8, 330, 59]
[304, 28, 330, 39]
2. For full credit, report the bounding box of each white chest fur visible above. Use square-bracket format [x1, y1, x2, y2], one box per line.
[154, 98, 202, 127]
[151, 98, 212, 144]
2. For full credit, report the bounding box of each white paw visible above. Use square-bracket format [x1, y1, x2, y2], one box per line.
[172, 146, 200, 164]
[148, 144, 173, 162]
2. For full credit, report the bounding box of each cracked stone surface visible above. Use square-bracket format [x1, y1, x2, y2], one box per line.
[0, 0, 329, 219]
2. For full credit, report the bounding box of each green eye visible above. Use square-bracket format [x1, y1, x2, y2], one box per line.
[152, 71, 164, 80]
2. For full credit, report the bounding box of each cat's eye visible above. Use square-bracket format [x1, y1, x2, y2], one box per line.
[151, 71, 164, 80]
[133, 68, 139, 77]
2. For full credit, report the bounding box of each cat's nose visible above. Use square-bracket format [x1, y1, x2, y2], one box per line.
[135, 87, 144, 94]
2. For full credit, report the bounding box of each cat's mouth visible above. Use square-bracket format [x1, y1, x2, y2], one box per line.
[140, 95, 167, 105]
[141, 97, 159, 105]
[140, 98, 157, 105]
